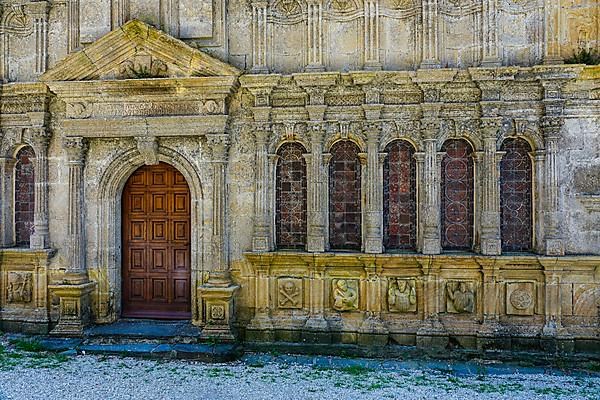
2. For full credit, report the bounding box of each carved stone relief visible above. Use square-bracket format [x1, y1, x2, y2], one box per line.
[446, 281, 475, 313]
[332, 279, 359, 311]
[388, 278, 417, 313]
[506, 281, 535, 316]
[7, 271, 33, 304]
[277, 278, 303, 309]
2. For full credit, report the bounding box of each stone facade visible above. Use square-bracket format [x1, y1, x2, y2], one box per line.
[0, 1, 599, 352]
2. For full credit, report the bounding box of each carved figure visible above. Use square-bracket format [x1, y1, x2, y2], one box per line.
[446, 281, 475, 313]
[7, 272, 33, 304]
[278, 278, 302, 308]
[332, 279, 358, 311]
[388, 278, 416, 312]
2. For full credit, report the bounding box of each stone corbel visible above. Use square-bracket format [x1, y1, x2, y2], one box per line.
[135, 136, 159, 166]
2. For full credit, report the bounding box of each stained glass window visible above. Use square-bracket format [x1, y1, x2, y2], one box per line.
[384, 140, 416, 251]
[276, 142, 307, 249]
[500, 138, 533, 252]
[14, 146, 35, 247]
[441, 139, 474, 251]
[329, 141, 362, 251]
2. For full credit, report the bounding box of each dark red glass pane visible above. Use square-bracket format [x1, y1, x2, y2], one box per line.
[441, 139, 474, 250]
[500, 138, 533, 252]
[329, 140, 361, 250]
[384, 140, 416, 251]
[276, 142, 307, 249]
[15, 146, 35, 247]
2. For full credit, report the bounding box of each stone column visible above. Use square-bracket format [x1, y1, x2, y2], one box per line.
[421, 120, 441, 254]
[364, 122, 383, 253]
[414, 152, 425, 252]
[64, 137, 88, 282]
[480, 118, 502, 255]
[67, 0, 80, 53]
[363, 0, 382, 70]
[533, 150, 546, 253]
[306, 122, 327, 252]
[306, 0, 325, 72]
[50, 137, 95, 337]
[540, 262, 572, 352]
[476, 258, 505, 349]
[199, 134, 239, 340]
[543, 0, 563, 64]
[481, 0, 501, 66]
[29, 128, 51, 250]
[0, 152, 16, 248]
[26, 1, 50, 75]
[251, 0, 269, 73]
[542, 117, 564, 256]
[252, 124, 272, 252]
[111, 0, 130, 29]
[420, 0, 441, 69]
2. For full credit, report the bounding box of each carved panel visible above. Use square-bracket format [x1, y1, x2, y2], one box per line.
[506, 281, 535, 316]
[331, 278, 359, 311]
[446, 280, 475, 313]
[388, 278, 417, 312]
[324, 2, 362, 71]
[440, 0, 482, 68]
[7, 271, 33, 304]
[277, 277, 303, 309]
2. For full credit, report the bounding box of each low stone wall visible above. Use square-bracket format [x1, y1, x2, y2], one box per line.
[240, 252, 600, 352]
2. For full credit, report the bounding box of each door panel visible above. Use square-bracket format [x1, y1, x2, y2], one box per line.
[122, 163, 192, 319]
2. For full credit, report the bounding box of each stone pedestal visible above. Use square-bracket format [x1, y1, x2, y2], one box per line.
[49, 281, 95, 337]
[198, 284, 239, 341]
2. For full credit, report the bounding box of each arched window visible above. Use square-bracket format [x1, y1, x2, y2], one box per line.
[329, 140, 361, 251]
[500, 138, 533, 252]
[276, 142, 307, 249]
[384, 140, 416, 251]
[14, 146, 35, 247]
[441, 139, 474, 251]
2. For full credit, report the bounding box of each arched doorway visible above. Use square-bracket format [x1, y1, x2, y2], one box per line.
[121, 162, 191, 319]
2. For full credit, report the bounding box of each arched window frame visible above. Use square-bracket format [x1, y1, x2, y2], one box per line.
[326, 139, 365, 252]
[440, 138, 476, 252]
[499, 137, 535, 253]
[383, 139, 417, 252]
[274, 141, 308, 250]
[13, 145, 36, 247]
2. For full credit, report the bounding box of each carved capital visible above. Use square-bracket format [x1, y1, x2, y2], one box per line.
[63, 137, 88, 165]
[421, 119, 440, 140]
[207, 134, 230, 161]
[541, 116, 564, 138]
[27, 127, 51, 151]
[135, 136, 159, 166]
[480, 117, 503, 138]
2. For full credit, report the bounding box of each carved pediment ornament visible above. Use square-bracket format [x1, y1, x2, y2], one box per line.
[274, 0, 302, 16]
[41, 20, 240, 82]
[0, 5, 33, 36]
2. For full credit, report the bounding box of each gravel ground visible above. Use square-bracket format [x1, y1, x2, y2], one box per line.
[0, 341, 598, 400]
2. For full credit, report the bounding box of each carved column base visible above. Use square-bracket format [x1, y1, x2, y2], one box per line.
[30, 232, 49, 250]
[49, 282, 96, 337]
[481, 238, 501, 256]
[364, 61, 382, 71]
[545, 239, 565, 256]
[416, 318, 448, 350]
[364, 238, 382, 254]
[307, 235, 325, 253]
[422, 238, 441, 255]
[198, 284, 239, 341]
[304, 63, 325, 73]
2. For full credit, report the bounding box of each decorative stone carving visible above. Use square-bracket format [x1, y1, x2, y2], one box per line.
[446, 281, 475, 314]
[332, 279, 358, 311]
[210, 304, 226, 320]
[388, 278, 417, 313]
[7, 272, 33, 303]
[506, 282, 535, 316]
[135, 136, 159, 166]
[278, 278, 303, 309]
[118, 56, 169, 79]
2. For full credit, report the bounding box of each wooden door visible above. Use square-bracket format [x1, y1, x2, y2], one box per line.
[122, 163, 191, 319]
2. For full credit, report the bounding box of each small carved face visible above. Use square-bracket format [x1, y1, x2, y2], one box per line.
[398, 280, 407, 292]
[284, 281, 296, 294]
[459, 282, 467, 292]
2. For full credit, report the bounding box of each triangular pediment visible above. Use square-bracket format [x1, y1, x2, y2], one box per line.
[41, 20, 240, 82]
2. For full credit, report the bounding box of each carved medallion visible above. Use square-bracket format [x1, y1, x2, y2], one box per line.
[446, 281, 475, 313]
[7, 272, 33, 304]
[278, 278, 303, 309]
[331, 279, 358, 311]
[506, 282, 535, 316]
[210, 304, 226, 320]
